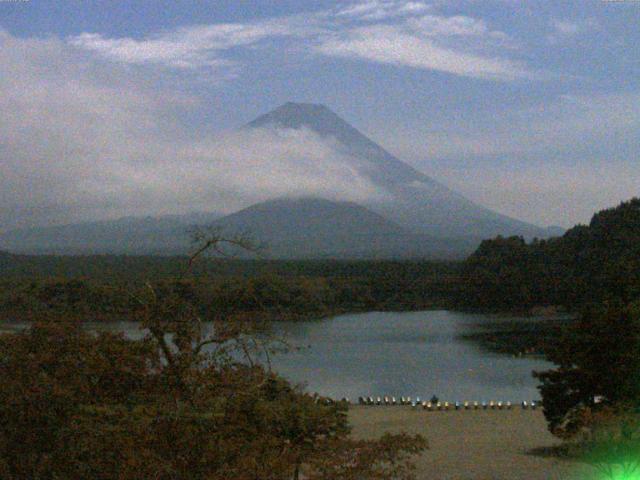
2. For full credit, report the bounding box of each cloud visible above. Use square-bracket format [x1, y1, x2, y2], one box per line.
[68, 2, 534, 81]
[318, 3, 532, 80]
[0, 30, 381, 231]
[68, 16, 320, 71]
[175, 128, 385, 207]
[316, 24, 530, 80]
[547, 18, 599, 42]
[0, 32, 187, 229]
[335, 1, 430, 21]
[407, 14, 491, 37]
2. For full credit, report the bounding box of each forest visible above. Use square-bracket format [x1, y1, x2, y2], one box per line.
[457, 198, 640, 312]
[0, 255, 462, 323]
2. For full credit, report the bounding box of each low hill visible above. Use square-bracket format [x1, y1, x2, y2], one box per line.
[0, 198, 478, 259]
[211, 197, 477, 259]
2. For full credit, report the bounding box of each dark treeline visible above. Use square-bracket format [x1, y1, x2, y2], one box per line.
[439, 198, 640, 477]
[4, 199, 639, 331]
[0, 255, 463, 322]
[0, 253, 458, 280]
[457, 198, 640, 312]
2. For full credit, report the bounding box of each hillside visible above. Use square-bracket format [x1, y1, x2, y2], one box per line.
[211, 197, 476, 259]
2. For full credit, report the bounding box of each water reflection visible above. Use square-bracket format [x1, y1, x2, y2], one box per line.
[267, 311, 552, 401]
[0, 310, 552, 401]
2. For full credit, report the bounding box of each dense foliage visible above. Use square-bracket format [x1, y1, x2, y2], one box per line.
[457, 198, 640, 476]
[533, 302, 640, 437]
[0, 259, 462, 322]
[458, 198, 640, 312]
[0, 291, 426, 479]
[1, 235, 431, 479]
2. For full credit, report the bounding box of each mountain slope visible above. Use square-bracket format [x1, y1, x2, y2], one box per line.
[212, 197, 475, 259]
[249, 102, 550, 239]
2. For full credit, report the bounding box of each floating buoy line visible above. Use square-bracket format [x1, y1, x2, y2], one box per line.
[316, 396, 540, 411]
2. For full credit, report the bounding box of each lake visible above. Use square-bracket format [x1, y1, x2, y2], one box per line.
[268, 310, 552, 402]
[0, 310, 553, 402]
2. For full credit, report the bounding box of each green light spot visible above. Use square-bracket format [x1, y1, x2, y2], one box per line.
[601, 471, 640, 480]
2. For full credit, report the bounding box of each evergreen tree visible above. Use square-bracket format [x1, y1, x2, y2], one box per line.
[534, 302, 640, 437]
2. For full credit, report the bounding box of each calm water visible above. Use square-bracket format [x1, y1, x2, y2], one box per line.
[0, 310, 552, 402]
[268, 311, 551, 402]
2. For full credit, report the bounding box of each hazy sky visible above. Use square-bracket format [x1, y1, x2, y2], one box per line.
[1, 0, 639, 230]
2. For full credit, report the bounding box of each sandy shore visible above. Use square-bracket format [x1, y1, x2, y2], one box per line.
[348, 406, 597, 480]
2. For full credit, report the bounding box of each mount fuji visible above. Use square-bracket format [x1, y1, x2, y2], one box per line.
[248, 102, 553, 240]
[0, 102, 559, 258]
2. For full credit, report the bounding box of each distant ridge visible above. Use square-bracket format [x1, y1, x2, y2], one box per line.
[0, 198, 478, 258]
[0, 212, 221, 255]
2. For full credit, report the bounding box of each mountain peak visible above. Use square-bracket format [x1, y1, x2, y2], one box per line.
[280, 101, 332, 112]
[246, 101, 360, 140]
[263, 101, 334, 116]
[242, 103, 548, 239]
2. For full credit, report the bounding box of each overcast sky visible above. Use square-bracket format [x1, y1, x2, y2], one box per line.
[1, 0, 639, 230]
